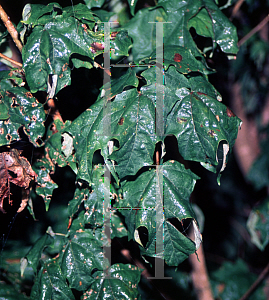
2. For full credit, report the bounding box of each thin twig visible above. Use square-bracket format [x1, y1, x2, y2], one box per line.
[0, 5, 23, 52]
[239, 261, 269, 300]
[230, 0, 245, 20]
[238, 14, 269, 47]
[0, 53, 22, 68]
[189, 243, 214, 300]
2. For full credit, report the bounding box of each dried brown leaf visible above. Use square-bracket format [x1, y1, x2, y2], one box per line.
[0, 149, 36, 213]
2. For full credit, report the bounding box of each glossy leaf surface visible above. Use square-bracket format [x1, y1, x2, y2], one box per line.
[82, 263, 142, 299]
[30, 261, 75, 300]
[22, 5, 131, 94]
[115, 161, 199, 266]
[61, 230, 109, 291]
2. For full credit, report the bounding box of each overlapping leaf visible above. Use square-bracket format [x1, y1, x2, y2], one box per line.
[158, 0, 238, 54]
[99, 67, 139, 101]
[115, 160, 200, 266]
[123, 7, 166, 61]
[21, 3, 62, 28]
[64, 98, 109, 183]
[66, 87, 156, 182]
[22, 3, 132, 94]
[125, 0, 238, 65]
[82, 263, 142, 300]
[68, 63, 240, 182]
[60, 230, 109, 291]
[22, 17, 98, 94]
[140, 65, 241, 172]
[0, 80, 45, 147]
[30, 260, 74, 300]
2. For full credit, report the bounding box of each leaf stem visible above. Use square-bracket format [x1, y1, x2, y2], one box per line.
[238, 14, 269, 47]
[230, 0, 245, 20]
[0, 5, 23, 52]
[239, 261, 269, 300]
[0, 53, 22, 68]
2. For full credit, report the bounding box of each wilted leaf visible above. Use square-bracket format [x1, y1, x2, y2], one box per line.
[0, 149, 36, 213]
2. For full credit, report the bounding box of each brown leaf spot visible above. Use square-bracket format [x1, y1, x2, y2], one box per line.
[62, 63, 68, 72]
[177, 117, 187, 123]
[208, 130, 216, 137]
[6, 91, 16, 99]
[25, 92, 32, 98]
[82, 24, 88, 32]
[118, 117, 124, 125]
[111, 31, 119, 39]
[174, 53, 182, 62]
[91, 42, 104, 51]
[11, 98, 19, 108]
[226, 107, 235, 117]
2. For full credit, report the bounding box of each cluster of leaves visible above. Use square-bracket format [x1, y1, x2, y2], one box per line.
[0, 0, 243, 299]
